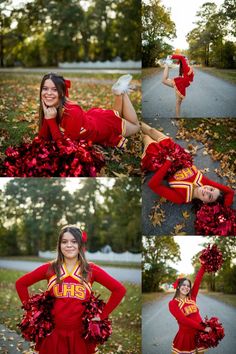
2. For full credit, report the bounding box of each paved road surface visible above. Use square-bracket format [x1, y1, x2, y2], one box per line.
[142, 67, 236, 118]
[0, 259, 141, 284]
[143, 293, 236, 354]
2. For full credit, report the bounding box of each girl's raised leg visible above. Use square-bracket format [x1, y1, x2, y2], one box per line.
[162, 64, 174, 87]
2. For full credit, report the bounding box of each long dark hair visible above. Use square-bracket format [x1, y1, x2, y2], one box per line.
[39, 72, 67, 129]
[179, 60, 183, 76]
[173, 278, 192, 299]
[192, 191, 225, 213]
[51, 225, 90, 283]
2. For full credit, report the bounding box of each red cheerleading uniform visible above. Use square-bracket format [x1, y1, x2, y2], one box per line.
[16, 262, 126, 354]
[171, 54, 194, 98]
[38, 100, 127, 148]
[169, 266, 206, 354]
[144, 139, 234, 207]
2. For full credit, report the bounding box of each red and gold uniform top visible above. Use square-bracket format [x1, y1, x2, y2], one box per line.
[169, 266, 206, 333]
[38, 100, 126, 148]
[148, 159, 234, 206]
[16, 262, 126, 326]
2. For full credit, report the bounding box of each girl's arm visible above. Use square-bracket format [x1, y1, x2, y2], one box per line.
[148, 160, 184, 204]
[191, 265, 205, 299]
[202, 176, 234, 207]
[169, 300, 205, 331]
[15, 263, 50, 303]
[90, 263, 126, 320]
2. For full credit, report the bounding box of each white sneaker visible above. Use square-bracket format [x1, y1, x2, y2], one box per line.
[112, 74, 133, 95]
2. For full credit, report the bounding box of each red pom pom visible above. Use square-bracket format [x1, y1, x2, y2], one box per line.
[1, 136, 105, 177]
[18, 291, 55, 344]
[195, 202, 236, 236]
[82, 293, 112, 345]
[199, 244, 223, 273]
[142, 139, 193, 177]
[196, 316, 225, 348]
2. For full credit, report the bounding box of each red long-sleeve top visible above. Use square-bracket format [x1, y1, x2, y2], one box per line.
[38, 100, 125, 147]
[148, 160, 234, 206]
[16, 262, 126, 324]
[169, 266, 206, 332]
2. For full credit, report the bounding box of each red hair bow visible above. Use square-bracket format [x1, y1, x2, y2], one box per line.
[81, 231, 87, 243]
[64, 79, 71, 97]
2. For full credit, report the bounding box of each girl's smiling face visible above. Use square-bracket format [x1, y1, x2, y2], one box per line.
[197, 185, 220, 203]
[60, 231, 79, 260]
[41, 79, 59, 107]
[179, 280, 191, 297]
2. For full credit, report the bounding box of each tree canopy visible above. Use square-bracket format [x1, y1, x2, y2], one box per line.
[0, 0, 141, 67]
[0, 177, 141, 255]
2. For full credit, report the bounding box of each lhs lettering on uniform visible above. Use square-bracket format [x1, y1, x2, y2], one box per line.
[183, 305, 198, 316]
[53, 283, 86, 299]
[174, 167, 194, 180]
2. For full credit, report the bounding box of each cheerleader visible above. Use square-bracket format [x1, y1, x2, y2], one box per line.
[169, 264, 210, 354]
[38, 72, 140, 148]
[141, 122, 234, 207]
[162, 54, 194, 117]
[15, 225, 126, 354]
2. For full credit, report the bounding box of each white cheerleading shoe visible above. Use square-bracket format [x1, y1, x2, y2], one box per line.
[112, 74, 133, 95]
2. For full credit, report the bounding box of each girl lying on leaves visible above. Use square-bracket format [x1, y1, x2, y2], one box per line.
[141, 122, 235, 235]
[1, 73, 140, 177]
[16, 225, 126, 354]
[169, 245, 224, 354]
[162, 54, 194, 117]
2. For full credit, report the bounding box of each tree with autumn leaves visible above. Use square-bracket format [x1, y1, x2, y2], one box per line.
[0, 0, 141, 67]
[0, 177, 141, 256]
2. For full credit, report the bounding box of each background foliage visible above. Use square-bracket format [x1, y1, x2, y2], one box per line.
[0, 177, 141, 255]
[0, 0, 141, 67]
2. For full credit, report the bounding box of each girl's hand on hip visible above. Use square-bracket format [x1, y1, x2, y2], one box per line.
[42, 101, 57, 119]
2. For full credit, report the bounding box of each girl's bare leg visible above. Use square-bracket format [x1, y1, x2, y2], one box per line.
[113, 93, 140, 136]
[141, 122, 168, 142]
[162, 64, 174, 88]
[175, 93, 183, 117]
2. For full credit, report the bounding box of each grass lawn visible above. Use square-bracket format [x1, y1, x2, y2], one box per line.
[0, 72, 142, 177]
[204, 291, 236, 308]
[197, 67, 236, 84]
[142, 291, 169, 304]
[0, 268, 141, 354]
[142, 67, 162, 79]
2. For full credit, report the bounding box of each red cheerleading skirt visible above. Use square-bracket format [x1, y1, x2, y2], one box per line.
[172, 327, 206, 354]
[172, 72, 194, 99]
[86, 108, 127, 148]
[37, 322, 97, 354]
[141, 138, 193, 177]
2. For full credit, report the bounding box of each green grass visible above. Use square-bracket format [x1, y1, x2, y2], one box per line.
[204, 291, 236, 308]
[179, 118, 236, 168]
[0, 73, 142, 176]
[142, 291, 168, 304]
[142, 67, 162, 79]
[0, 268, 141, 354]
[0, 256, 140, 269]
[198, 67, 236, 84]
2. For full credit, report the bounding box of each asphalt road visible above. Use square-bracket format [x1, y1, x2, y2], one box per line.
[142, 293, 236, 354]
[0, 259, 141, 284]
[142, 67, 236, 118]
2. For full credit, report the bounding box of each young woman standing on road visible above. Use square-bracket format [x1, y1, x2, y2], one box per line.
[162, 54, 194, 117]
[16, 225, 126, 354]
[169, 263, 210, 354]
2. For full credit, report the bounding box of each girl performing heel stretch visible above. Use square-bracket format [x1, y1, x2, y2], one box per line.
[16, 225, 126, 354]
[162, 54, 194, 117]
